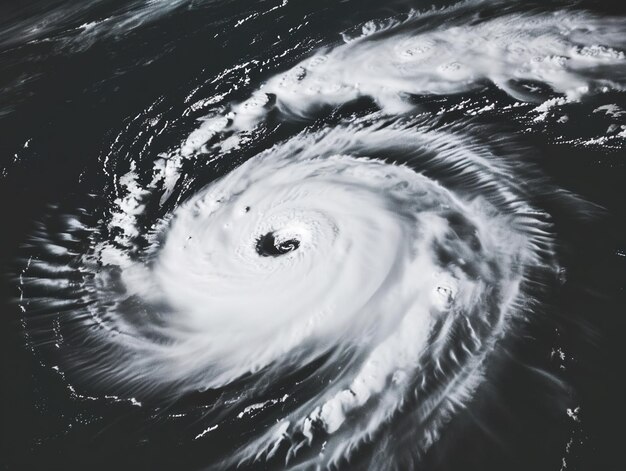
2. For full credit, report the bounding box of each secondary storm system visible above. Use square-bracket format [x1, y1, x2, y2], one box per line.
[13, 0, 625, 470]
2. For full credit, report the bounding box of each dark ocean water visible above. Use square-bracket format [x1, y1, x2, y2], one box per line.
[0, 1, 625, 470]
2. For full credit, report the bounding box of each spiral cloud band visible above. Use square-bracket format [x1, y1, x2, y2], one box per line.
[180, 4, 626, 158]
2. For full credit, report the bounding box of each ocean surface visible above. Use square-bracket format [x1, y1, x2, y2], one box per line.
[0, 1, 625, 470]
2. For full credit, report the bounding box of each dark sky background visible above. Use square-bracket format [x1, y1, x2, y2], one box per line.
[1, 1, 624, 470]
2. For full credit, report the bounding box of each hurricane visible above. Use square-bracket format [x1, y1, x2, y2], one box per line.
[5, 0, 625, 470]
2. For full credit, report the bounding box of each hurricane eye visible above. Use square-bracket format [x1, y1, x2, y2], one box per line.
[256, 232, 301, 257]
